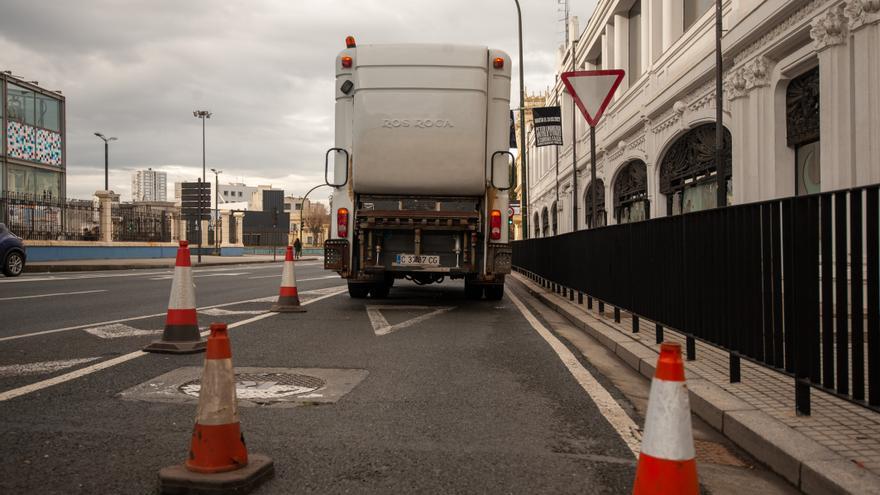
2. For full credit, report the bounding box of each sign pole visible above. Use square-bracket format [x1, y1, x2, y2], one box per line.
[590, 125, 597, 228]
[571, 93, 578, 231]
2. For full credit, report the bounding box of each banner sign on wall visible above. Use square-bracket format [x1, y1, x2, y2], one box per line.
[509, 110, 518, 149]
[531, 106, 563, 147]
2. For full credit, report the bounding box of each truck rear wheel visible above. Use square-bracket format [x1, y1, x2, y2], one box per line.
[348, 282, 370, 299]
[485, 284, 504, 301]
[370, 283, 391, 299]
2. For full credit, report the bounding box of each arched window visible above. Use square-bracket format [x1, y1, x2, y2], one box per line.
[584, 179, 606, 229]
[533, 212, 540, 238]
[786, 67, 820, 195]
[550, 201, 558, 236]
[541, 207, 549, 237]
[614, 160, 649, 224]
[659, 123, 732, 215]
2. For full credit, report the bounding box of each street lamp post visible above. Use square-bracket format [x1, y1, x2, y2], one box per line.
[300, 184, 329, 247]
[93, 133, 117, 191]
[210, 168, 222, 252]
[514, 0, 528, 239]
[193, 110, 212, 263]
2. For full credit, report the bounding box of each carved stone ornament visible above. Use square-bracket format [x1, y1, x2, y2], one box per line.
[846, 0, 880, 31]
[726, 69, 749, 100]
[810, 5, 849, 50]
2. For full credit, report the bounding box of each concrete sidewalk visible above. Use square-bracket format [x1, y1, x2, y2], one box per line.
[511, 271, 880, 495]
[25, 255, 319, 272]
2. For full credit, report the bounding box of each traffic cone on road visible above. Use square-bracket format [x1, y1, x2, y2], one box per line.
[270, 246, 306, 313]
[632, 342, 698, 495]
[144, 240, 206, 354]
[158, 323, 274, 494]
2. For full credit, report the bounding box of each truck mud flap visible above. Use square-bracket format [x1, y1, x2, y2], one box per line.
[324, 239, 350, 272]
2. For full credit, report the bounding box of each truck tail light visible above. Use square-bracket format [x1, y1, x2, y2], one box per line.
[493, 57, 504, 69]
[337, 208, 349, 238]
[490, 210, 502, 240]
[345, 36, 356, 48]
[341, 56, 353, 68]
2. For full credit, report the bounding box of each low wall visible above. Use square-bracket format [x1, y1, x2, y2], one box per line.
[23, 240, 246, 261]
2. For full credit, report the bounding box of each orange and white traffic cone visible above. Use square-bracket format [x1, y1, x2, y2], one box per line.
[632, 342, 698, 495]
[270, 246, 305, 313]
[145, 240, 206, 354]
[158, 323, 274, 494]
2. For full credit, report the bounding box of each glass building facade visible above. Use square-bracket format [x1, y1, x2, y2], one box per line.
[1, 74, 66, 199]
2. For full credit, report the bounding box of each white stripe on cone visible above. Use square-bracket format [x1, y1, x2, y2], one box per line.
[168, 266, 196, 310]
[281, 261, 296, 288]
[640, 378, 696, 461]
[195, 358, 239, 426]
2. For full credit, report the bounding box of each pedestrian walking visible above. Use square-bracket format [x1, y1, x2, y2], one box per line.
[293, 238, 302, 259]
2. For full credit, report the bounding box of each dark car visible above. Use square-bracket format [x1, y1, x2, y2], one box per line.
[0, 223, 26, 277]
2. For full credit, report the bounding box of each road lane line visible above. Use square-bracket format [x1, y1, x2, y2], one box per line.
[0, 289, 107, 301]
[507, 290, 642, 457]
[0, 287, 347, 402]
[247, 274, 337, 281]
[0, 285, 345, 343]
[0, 357, 103, 378]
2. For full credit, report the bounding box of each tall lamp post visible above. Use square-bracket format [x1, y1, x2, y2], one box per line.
[210, 168, 222, 252]
[514, 0, 528, 239]
[93, 133, 117, 191]
[193, 110, 212, 262]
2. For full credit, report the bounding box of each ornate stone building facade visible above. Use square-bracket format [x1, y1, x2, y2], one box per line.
[527, 0, 880, 236]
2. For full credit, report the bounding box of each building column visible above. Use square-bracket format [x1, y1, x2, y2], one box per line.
[233, 212, 245, 247]
[662, 0, 683, 51]
[727, 57, 771, 204]
[220, 211, 231, 246]
[811, 5, 854, 191]
[641, 0, 652, 71]
[179, 219, 188, 242]
[200, 219, 210, 248]
[846, 0, 880, 185]
[614, 13, 629, 91]
[650, 0, 663, 62]
[94, 191, 118, 243]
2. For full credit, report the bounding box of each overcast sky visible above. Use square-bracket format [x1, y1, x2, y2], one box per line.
[1, 0, 597, 202]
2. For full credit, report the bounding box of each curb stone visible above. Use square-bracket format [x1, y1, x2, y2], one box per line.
[511, 271, 880, 495]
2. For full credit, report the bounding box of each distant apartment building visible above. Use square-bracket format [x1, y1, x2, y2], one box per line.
[131, 168, 167, 202]
[218, 182, 257, 205]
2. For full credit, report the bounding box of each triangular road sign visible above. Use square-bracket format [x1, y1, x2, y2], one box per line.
[561, 70, 625, 127]
[365, 305, 456, 336]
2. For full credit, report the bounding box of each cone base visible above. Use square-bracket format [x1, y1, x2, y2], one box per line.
[632, 453, 698, 495]
[269, 304, 306, 313]
[144, 339, 207, 354]
[158, 453, 274, 495]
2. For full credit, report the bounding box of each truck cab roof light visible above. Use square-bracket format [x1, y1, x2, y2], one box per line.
[345, 36, 356, 48]
[341, 56, 353, 69]
[493, 57, 504, 69]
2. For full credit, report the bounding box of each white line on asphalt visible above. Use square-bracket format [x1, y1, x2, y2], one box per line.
[0, 357, 103, 378]
[507, 290, 642, 457]
[0, 287, 347, 402]
[0, 285, 345, 343]
[0, 289, 107, 302]
[83, 323, 162, 339]
[365, 305, 456, 336]
[246, 274, 337, 281]
[0, 263, 287, 284]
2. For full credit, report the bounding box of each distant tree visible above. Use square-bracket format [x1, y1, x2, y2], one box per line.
[302, 202, 329, 245]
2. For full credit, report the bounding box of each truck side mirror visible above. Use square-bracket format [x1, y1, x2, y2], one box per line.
[490, 151, 514, 191]
[325, 148, 350, 187]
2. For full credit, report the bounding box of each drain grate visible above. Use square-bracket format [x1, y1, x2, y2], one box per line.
[179, 372, 326, 400]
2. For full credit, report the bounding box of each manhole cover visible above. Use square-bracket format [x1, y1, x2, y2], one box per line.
[179, 372, 326, 400]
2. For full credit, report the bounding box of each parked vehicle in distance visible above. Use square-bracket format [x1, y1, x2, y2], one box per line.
[0, 223, 26, 277]
[324, 37, 513, 300]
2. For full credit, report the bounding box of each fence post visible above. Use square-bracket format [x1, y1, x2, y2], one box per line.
[614, 307, 621, 323]
[598, 301, 604, 314]
[94, 190, 116, 242]
[729, 352, 741, 383]
[233, 212, 245, 247]
[686, 336, 696, 361]
[632, 315, 639, 333]
[220, 211, 231, 248]
[655, 324, 664, 344]
[569, 289, 574, 302]
[587, 296, 593, 309]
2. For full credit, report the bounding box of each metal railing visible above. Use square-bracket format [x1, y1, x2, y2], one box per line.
[0, 191, 101, 240]
[512, 183, 880, 415]
[111, 204, 171, 242]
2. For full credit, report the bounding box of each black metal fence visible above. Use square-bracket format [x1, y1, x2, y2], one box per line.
[111, 204, 172, 242]
[0, 191, 101, 240]
[512, 184, 880, 415]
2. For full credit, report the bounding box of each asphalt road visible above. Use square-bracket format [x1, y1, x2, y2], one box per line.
[0, 262, 794, 494]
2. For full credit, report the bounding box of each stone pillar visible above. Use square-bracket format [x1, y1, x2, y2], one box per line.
[220, 211, 231, 247]
[811, 5, 854, 191]
[200, 219, 210, 248]
[233, 212, 244, 247]
[649, 0, 663, 62]
[662, 0, 683, 51]
[179, 219, 187, 242]
[846, 0, 880, 185]
[600, 33, 609, 70]
[170, 213, 178, 241]
[641, 0, 652, 72]
[94, 191, 118, 243]
[614, 13, 629, 91]
[727, 57, 771, 204]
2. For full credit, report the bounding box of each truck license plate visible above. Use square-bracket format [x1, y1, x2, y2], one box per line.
[394, 254, 440, 266]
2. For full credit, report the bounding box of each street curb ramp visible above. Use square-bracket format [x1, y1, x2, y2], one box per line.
[510, 272, 880, 495]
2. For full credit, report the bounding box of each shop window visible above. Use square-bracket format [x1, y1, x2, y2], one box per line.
[35, 94, 61, 132]
[584, 179, 606, 228]
[660, 123, 732, 215]
[7, 164, 60, 198]
[6, 84, 35, 125]
[614, 160, 649, 224]
[786, 67, 820, 195]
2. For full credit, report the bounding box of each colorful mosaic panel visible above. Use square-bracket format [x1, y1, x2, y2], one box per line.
[7, 121, 36, 160]
[36, 128, 62, 166]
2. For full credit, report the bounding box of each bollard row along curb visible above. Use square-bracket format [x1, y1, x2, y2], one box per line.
[510, 271, 880, 495]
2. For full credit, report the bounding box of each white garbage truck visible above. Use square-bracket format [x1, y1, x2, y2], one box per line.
[323, 37, 513, 300]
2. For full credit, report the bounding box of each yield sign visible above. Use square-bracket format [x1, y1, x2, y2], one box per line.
[561, 70, 625, 127]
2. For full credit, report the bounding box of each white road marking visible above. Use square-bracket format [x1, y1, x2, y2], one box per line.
[199, 308, 266, 316]
[0, 285, 345, 343]
[83, 323, 161, 339]
[0, 357, 102, 378]
[247, 274, 337, 281]
[507, 290, 642, 457]
[0, 263, 285, 284]
[365, 305, 456, 336]
[149, 272, 250, 281]
[0, 289, 107, 302]
[0, 287, 347, 402]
